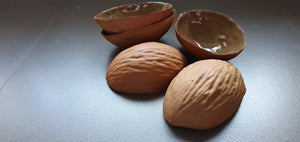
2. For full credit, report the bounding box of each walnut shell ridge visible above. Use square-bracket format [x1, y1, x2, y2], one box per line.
[106, 42, 187, 94]
[163, 59, 246, 130]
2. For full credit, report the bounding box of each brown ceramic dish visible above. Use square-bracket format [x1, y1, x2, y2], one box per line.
[175, 9, 246, 60]
[95, 2, 173, 34]
[102, 10, 175, 48]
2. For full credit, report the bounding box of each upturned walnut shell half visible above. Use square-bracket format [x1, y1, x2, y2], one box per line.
[106, 42, 187, 95]
[163, 59, 246, 130]
[102, 10, 175, 48]
[95, 2, 173, 34]
[175, 9, 246, 60]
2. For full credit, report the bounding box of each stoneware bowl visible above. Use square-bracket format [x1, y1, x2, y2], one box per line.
[95, 2, 173, 34]
[102, 10, 175, 48]
[175, 9, 246, 60]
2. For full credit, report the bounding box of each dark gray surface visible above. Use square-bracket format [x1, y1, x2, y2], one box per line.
[0, 0, 70, 88]
[0, 0, 299, 141]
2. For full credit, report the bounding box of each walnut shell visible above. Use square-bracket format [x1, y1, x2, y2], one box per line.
[102, 10, 175, 48]
[175, 9, 246, 60]
[94, 2, 173, 34]
[106, 42, 187, 94]
[163, 59, 246, 130]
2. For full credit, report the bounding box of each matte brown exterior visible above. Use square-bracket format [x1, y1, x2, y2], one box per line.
[106, 42, 187, 95]
[163, 60, 246, 130]
[175, 9, 246, 60]
[94, 2, 173, 34]
[102, 11, 175, 48]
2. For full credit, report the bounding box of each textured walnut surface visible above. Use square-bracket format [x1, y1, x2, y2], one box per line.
[164, 59, 246, 130]
[107, 42, 187, 94]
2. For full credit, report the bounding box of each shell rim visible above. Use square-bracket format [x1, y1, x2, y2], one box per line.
[175, 9, 247, 55]
[102, 9, 175, 37]
[94, 1, 173, 22]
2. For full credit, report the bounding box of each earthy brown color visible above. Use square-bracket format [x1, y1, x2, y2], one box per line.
[102, 10, 175, 48]
[175, 9, 246, 60]
[94, 2, 173, 34]
[163, 59, 246, 130]
[106, 42, 187, 95]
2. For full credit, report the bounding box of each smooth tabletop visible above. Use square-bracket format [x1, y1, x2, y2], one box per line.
[0, 0, 299, 141]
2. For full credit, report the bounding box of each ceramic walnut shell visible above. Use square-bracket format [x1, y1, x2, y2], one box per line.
[106, 42, 187, 94]
[163, 59, 246, 130]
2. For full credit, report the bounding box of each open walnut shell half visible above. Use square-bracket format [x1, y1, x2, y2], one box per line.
[175, 9, 246, 60]
[102, 10, 175, 48]
[95, 2, 173, 34]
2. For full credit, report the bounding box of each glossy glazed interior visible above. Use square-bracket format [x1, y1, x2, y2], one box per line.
[96, 2, 172, 20]
[101, 10, 175, 48]
[176, 10, 246, 55]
